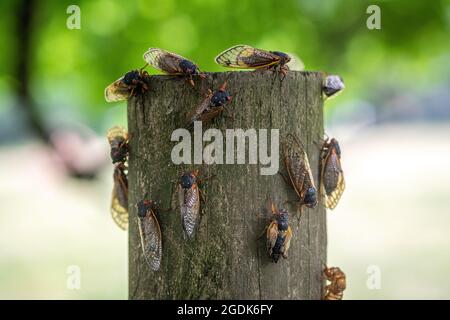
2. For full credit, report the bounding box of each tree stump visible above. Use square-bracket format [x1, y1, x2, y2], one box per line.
[128, 71, 326, 299]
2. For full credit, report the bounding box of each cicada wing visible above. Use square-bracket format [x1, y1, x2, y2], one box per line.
[104, 77, 131, 102]
[187, 93, 213, 124]
[326, 169, 345, 210]
[198, 107, 224, 123]
[111, 195, 128, 230]
[110, 166, 128, 230]
[302, 147, 317, 190]
[321, 150, 345, 210]
[137, 209, 162, 272]
[282, 226, 293, 258]
[178, 184, 200, 239]
[107, 126, 128, 144]
[283, 134, 307, 198]
[266, 221, 278, 255]
[215, 45, 280, 69]
[143, 48, 186, 75]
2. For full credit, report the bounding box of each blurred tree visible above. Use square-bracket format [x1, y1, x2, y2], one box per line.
[0, 0, 449, 144]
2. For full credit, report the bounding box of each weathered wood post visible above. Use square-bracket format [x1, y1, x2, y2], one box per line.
[128, 71, 326, 299]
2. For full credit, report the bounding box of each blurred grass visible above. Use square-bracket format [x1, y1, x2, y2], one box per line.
[0, 144, 127, 299]
[328, 123, 450, 299]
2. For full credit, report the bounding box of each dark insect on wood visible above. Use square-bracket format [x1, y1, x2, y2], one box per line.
[107, 126, 129, 164]
[104, 69, 149, 102]
[187, 82, 232, 125]
[323, 75, 345, 99]
[323, 266, 346, 300]
[111, 162, 128, 230]
[215, 45, 291, 79]
[320, 137, 345, 210]
[143, 48, 205, 87]
[178, 170, 201, 239]
[282, 133, 318, 211]
[136, 199, 162, 271]
[266, 201, 293, 263]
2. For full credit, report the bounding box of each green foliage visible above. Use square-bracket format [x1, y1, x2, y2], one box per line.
[0, 0, 449, 130]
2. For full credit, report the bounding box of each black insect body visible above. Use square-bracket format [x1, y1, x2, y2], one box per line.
[105, 70, 149, 102]
[178, 171, 201, 239]
[210, 88, 232, 108]
[266, 206, 292, 263]
[143, 48, 205, 87]
[137, 200, 162, 271]
[188, 82, 232, 125]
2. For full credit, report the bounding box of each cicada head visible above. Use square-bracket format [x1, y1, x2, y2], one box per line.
[210, 88, 232, 108]
[107, 126, 129, 164]
[137, 199, 154, 218]
[330, 138, 341, 157]
[122, 70, 141, 85]
[179, 59, 200, 76]
[270, 51, 291, 65]
[180, 172, 197, 189]
[324, 75, 345, 97]
[304, 187, 318, 208]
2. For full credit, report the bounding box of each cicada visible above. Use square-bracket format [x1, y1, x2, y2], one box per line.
[323, 266, 346, 300]
[107, 126, 129, 164]
[187, 82, 232, 125]
[266, 202, 292, 263]
[320, 137, 345, 209]
[215, 45, 291, 79]
[323, 75, 345, 99]
[104, 69, 149, 102]
[136, 199, 162, 271]
[282, 134, 318, 211]
[111, 163, 128, 230]
[143, 48, 205, 87]
[178, 170, 201, 239]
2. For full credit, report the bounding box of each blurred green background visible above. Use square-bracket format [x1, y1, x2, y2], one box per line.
[0, 0, 449, 299]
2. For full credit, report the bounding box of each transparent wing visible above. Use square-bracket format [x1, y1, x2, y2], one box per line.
[187, 92, 213, 124]
[104, 77, 130, 102]
[284, 134, 317, 207]
[138, 209, 162, 271]
[215, 45, 280, 69]
[178, 184, 200, 238]
[266, 221, 278, 254]
[198, 107, 224, 123]
[282, 226, 293, 257]
[110, 167, 128, 230]
[143, 48, 186, 74]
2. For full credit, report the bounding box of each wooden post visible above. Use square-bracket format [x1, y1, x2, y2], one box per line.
[128, 71, 326, 299]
